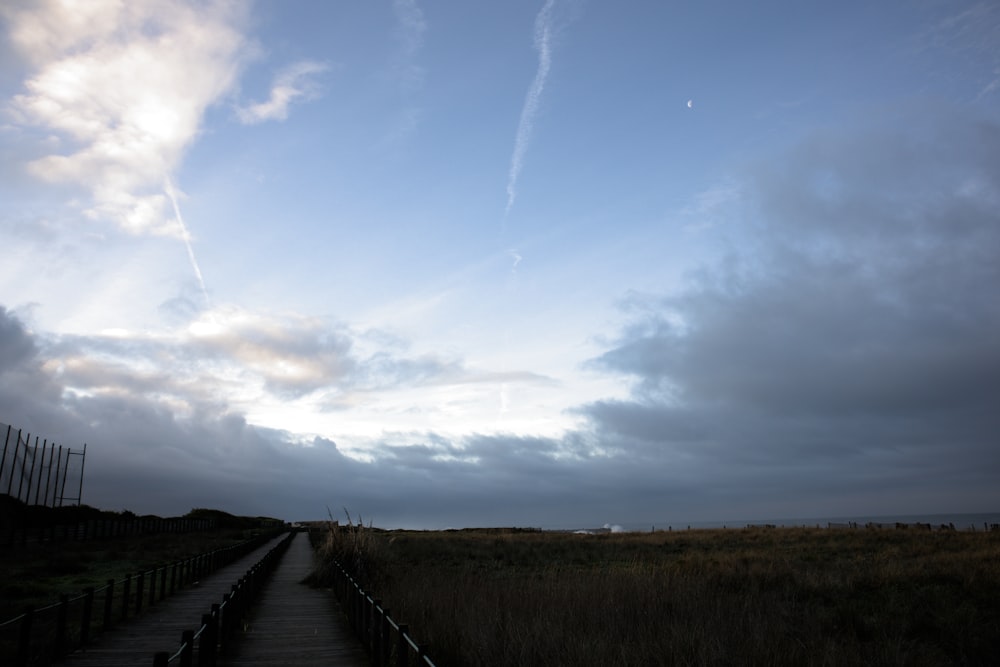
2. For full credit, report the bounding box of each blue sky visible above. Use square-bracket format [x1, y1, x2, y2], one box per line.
[1, 1, 998, 527]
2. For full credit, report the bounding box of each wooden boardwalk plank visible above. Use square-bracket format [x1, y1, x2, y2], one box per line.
[220, 532, 368, 666]
[62, 533, 290, 667]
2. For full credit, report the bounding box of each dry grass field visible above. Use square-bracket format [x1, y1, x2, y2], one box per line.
[311, 522, 1000, 666]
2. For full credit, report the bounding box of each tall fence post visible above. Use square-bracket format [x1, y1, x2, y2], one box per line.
[0, 425, 10, 493]
[24, 437, 39, 505]
[32, 439, 46, 505]
[15, 432, 29, 500]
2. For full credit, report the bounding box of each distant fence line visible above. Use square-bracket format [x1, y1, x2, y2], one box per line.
[0, 529, 285, 666]
[2, 515, 220, 548]
[827, 521, 1000, 532]
[0, 423, 86, 509]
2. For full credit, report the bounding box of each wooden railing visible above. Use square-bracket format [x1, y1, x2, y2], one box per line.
[154, 531, 294, 666]
[329, 559, 437, 667]
[0, 530, 282, 666]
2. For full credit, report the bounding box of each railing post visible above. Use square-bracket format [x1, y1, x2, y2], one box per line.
[149, 567, 157, 606]
[80, 586, 95, 646]
[54, 594, 69, 658]
[171, 562, 178, 594]
[197, 613, 214, 667]
[135, 571, 145, 615]
[160, 565, 168, 601]
[121, 574, 131, 620]
[220, 593, 232, 654]
[206, 604, 220, 666]
[397, 624, 410, 667]
[103, 579, 115, 631]
[180, 629, 194, 667]
[372, 599, 382, 664]
[381, 609, 391, 667]
[16, 607, 33, 667]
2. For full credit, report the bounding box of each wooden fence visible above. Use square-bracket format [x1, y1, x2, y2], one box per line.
[327, 557, 437, 667]
[2, 516, 219, 548]
[0, 529, 283, 666]
[153, 531, 294, 666]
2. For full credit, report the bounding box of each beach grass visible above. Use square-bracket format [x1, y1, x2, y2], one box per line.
[311, 523, 1000, 666]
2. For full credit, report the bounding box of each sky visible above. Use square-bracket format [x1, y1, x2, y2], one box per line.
[1, 0, 998, 528]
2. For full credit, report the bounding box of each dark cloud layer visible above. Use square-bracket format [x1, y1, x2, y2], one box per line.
[585, 107, 1000, 518]
[2, 107, 998, 527]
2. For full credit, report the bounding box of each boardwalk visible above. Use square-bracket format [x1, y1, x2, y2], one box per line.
[63, 533, 292, 666]
[220, 532, 368, 666]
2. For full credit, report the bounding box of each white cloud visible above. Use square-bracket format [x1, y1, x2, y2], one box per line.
[4, 0, 249, 237]
[236, 60, 329, 125]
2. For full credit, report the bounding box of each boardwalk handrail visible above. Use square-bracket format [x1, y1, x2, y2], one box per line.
[154, 530, 295, 667]
[327, 558, 437, 667]
[0, 528, 283, 666]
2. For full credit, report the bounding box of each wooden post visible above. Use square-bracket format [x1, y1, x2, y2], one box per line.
[54, 594, 69, 657]
[16, 607, 33, 667]
[80, 586, 95, 646]
[372, 599, 382, 664]
[149, 567, 157, 606]
[198, 614, 214, 667]
[103, 579, 115, 631]
[160, 565, 168, 601]
[180, 629, 194, 667]
[170, 562, 178, 594]
[379, 608, 391, 667]
[121, 574, 131, 620]
[220, 593, 232, 654]
[397, 624, 410, 667]
[135, 571, 145, 615]
[206, 605, 220, 667]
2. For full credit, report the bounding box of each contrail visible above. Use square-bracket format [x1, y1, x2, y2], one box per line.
[164, 176, 211, 310]
[505, 0, 557, 217]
